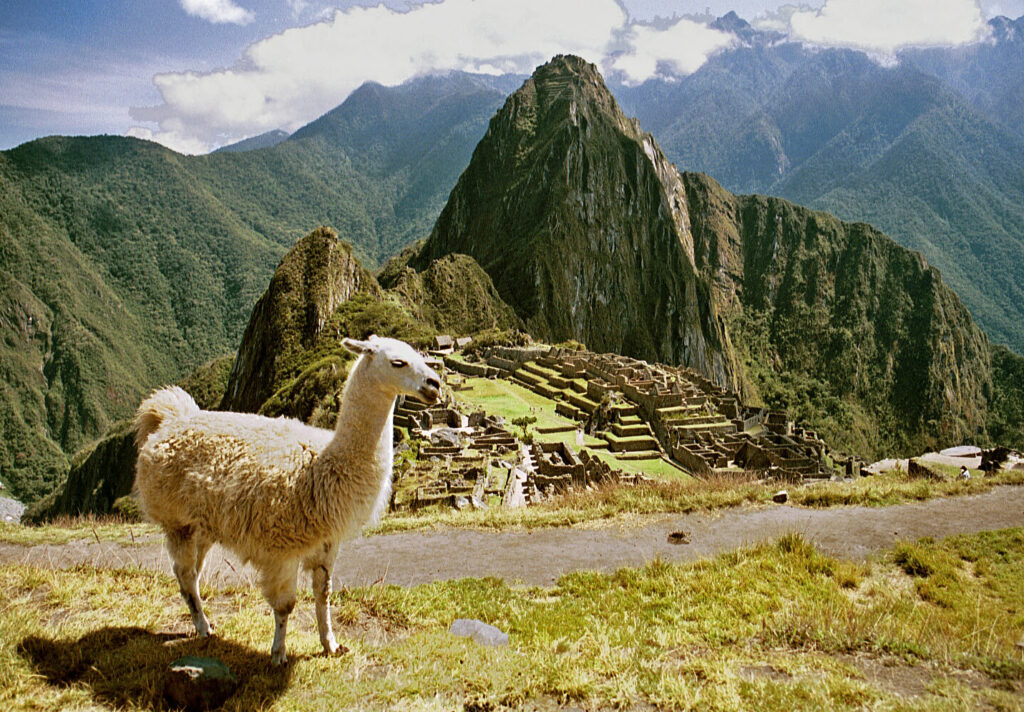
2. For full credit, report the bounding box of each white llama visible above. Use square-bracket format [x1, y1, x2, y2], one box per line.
[133, 336, 440, 665]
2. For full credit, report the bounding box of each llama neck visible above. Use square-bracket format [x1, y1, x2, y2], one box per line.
[325, 365, 395, 464]
[307, 361, 396, 538]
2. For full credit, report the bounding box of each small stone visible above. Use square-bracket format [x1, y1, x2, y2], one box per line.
[164, 656, 237, 711]
[453, 495, 471, 511]
[772, 490, 788, 504]
[450, 619, 509, 646]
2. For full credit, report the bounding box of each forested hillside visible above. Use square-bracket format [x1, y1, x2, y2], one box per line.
[0, 73, 508, 503]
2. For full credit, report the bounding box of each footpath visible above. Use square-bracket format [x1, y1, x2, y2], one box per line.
[2, 486, 1022, 587]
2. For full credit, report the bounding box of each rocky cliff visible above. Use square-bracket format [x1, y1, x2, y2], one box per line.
[418, 55, 739, 389]
[681, 173, 994, 454]
[219, 227, 380, 413]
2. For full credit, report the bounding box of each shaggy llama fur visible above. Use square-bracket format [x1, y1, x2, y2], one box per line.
[133, 336, 440, 664]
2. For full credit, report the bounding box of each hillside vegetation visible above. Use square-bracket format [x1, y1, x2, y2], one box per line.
[0, 74, 508, 503]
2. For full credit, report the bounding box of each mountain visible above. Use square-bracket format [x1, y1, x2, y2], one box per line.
[414, 55, 1024, 457]
[902, 15, 1024, 141]
[212, 129, 290, 153]
[0, 72, 508, 503]
[613, 15, 1024, 355]
[418, 57, 739, 388]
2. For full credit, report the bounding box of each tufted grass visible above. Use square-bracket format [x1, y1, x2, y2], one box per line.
[374, 468, 1024, 534]
[2, 529, 1023, 711]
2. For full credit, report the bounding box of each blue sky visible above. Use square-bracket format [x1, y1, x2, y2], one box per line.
[2, 0, 1022, 153]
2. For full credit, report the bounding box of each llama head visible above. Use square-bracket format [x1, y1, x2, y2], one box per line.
[342, 336, 441, 404]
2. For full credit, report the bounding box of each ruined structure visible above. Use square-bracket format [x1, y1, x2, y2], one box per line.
[392, 387, 642, 511]
[474, 345, 835, 481]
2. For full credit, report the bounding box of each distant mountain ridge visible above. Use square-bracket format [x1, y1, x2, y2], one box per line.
[213, 129, 290, 153]
[613, 13, 1024, 354]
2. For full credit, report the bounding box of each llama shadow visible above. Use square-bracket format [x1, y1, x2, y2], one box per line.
[18, 626, 292, 710]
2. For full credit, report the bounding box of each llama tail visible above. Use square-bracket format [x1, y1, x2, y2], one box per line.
[134, 386, 200, 448]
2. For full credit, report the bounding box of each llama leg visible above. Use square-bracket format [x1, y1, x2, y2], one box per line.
[167, 527, 213, 637]
[261, 560, 299, 666]
[193, 535, 215, 634]
[307, 542, 342, 655]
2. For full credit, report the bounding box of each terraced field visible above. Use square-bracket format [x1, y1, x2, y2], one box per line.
[450, 370, 689, 481]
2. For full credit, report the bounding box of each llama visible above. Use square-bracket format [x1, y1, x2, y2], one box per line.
[133, 336, 440, 665]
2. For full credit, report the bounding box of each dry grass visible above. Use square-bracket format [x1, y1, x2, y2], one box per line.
[2, 528, 1023, 710]
[374, 468, 1024, 534]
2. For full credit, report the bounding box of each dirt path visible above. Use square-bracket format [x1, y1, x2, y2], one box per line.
[3, 486, 1023, 588]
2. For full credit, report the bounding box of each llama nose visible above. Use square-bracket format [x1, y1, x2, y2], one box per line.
[426, 377, 440, 390]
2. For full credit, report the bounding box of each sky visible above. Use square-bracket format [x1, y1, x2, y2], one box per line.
[1, 0, 1022, 153]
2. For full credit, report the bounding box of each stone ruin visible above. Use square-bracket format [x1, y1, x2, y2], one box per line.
[448, 344, 837, 482]
[393, 390, 641, 511]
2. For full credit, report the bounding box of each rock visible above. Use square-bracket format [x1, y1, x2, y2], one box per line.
[470, 494, 488, 510]
[450, 619, 509, 646]
[453, 496, 471, 511]
[0, 496, 25, 523]
[430, 428, 464, 448]
[772, 490, 788, 504]
[939, 445, 982, 458]
[164, 656, 238, 711]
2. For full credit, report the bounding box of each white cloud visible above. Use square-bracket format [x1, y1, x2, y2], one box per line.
[180, 0, 254, 25]
[133, 0, 631, 152]
[612, 17, 737, 84]
[788, 0, 988, 54]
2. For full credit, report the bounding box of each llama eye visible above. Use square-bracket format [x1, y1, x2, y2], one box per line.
[390, 359, 408, 368]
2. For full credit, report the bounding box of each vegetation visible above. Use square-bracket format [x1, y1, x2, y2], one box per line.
[376, 467, 1024, 534]
[2, 528, 1022, 710]
[0, 74, 508, 504]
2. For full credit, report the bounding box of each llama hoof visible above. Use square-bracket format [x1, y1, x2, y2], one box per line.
[323, 640, 349, 657]
[271, 652, 288, 666]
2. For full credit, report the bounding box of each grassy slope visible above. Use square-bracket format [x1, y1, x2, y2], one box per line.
[2, 528, 1021, 710]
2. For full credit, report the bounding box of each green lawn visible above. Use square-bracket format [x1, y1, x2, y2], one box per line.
[590, 451, 690, 480]
[453, 377, 580, 433]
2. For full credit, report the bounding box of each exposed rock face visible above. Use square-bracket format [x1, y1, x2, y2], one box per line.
[419, 55, 739, 388]
[220, 227, 380, 412]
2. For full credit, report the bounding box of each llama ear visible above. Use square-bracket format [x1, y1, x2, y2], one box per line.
[342, 338, 377, 355]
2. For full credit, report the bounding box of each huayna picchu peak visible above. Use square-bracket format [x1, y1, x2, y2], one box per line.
[419, 55, 739, 392]
[414, 55, 1024, 458]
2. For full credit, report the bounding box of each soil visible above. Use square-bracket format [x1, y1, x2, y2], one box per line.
[2, 485, 1022, 588]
